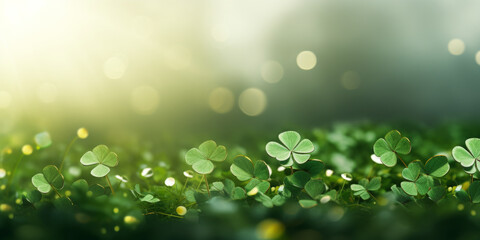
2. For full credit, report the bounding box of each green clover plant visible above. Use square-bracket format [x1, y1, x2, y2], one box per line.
[80, 145, 118, 194]
[31, 165, 64, 196]
[373, 130, 411, 167]
[452, 138, 480, 174]
[350, 177, 381, 200]
[230, 155, 271, 181]
[266, 131, 314, 166]
[185, 140, 227, 175]
[400, 156, 449, 196]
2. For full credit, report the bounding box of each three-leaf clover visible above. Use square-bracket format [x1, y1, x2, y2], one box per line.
[230, 155, 271, 181]
[32, 165, 64, 194]
[80, 145, 118, 177]
[185, 140, 227, 174]
[350, 177, 381, 200]
[452, 138, 480, 174]
[266, 131, 314, 166]
[400, 161, 433, 196]
[373, 130, 411, 167]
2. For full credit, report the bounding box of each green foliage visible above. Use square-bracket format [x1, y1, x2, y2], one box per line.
[80, 145, 118, 177]
[185, 140, 227, 174]
[452, 138, 480, 174]
[31, 165, 64, 194]
[266, 131, 314, 166]
[373, 130, 411, 167]
[350, 177, 381, 200]
[230, 155, 271, 181]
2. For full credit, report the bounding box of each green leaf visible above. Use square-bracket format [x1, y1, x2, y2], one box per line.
[427, 186, 445, 202]
[424, 155, 450, 177]
[279, 131, 301, 150]
[209, 145, 227, 162]
[272, 195, 286, 206]
[32, 173, 51, 193]
[292, 152, 310, 164]
[469, 181, 480, 203]
[415, 175, 433, 195]
[223, 179, 235, 197]
[380, 152, 397, 167]
[296, 160, 325, 176]
[402, 161, 422, 181]
[230, 157, 254, 181]
[350, 184, 365, 192]
[385, 130, 402, 148]
[91, 164, 110, 177]
[192, 160, 214, 174]
[254, 161, 270, 180]
[391, 184, 414, 203]
[42, 165, 64, 190]
[254, 192, 273, 208]
[373, 139, 390, 157]
[212, 181, 224, 191]
[24, 190, 42, 204]
[101, 152, 118, 167]
[294, 139, 314, 153]
[366, 177, 381, 191]
[452, 146, 475, 168]
[245, 179, 270, 193]
[395, 137, 411, 155]
[185, 148, 204, 165]
[305, 179, 325, 199]
[466, 138, 480, 158]
[401, 181, 417, 196]
[232, 187, 246, 200]
[265, 142, 290, 161]
[80, 151, 99, 166]
[199, 140, 216, 157]
[287, 171, 311, 188]
[456, 190, 471, 203]
[140, 194, 160, 203]
[299, 199, 317, 208]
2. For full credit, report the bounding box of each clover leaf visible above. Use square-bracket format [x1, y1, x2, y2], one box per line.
[230, 155, 271, 181]
[80, 145, 118, 177]
[266, 131, 314, 166]
[350, 177, 381, 200]
[31, 165, 64, 194]
[452, 138, 480, 174]
[424, 155, 450, 178]
[400, 161, 433, 196]
[140, 194, 160, 203]
[373, 130, 411, 167]
[185, 140, 227, 175]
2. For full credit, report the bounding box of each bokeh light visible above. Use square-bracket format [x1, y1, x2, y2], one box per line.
[476, 51, 480, 65]
[296, 51, 317, 70]
[238, 88, 267, 116]
[448, 38, 465, 56]
[208, 87, 235, 114]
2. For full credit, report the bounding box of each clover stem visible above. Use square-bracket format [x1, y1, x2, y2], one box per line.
[52, 187, 63, 198]
[337, 181, 346, 200]
[196, 175, 204, 190]
[290, 167, 293, 175]
[181, 178, 189, 193]
[368, 191, 378, 202]
[144, 211, 183, 218]
[204, 175, 211, 197]
[471, 174, 474, 183]
[59, 136, 78, 171]
[397, 154, 408, 168]
[6, 154, 24, 191]
[105, 175, 115, 195]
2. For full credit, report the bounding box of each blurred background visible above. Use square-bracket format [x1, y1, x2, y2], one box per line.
[1, 0, 480, 144]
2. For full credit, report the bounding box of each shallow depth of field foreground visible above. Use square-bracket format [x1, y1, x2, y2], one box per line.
[2, 1, 480, 240]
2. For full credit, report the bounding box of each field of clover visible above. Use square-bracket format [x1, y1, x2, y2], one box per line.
[2, 123, 480, 239]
